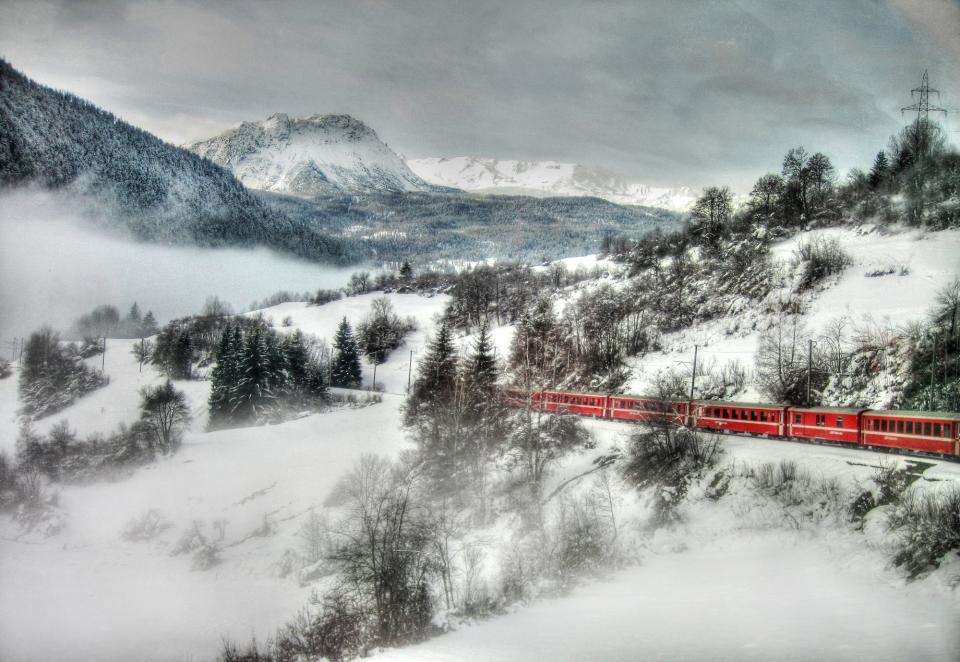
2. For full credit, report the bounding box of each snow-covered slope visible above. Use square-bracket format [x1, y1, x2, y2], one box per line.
[615, 225, 960, 403]
[187, 114, 436, 197]
[407, 157, 695, 212]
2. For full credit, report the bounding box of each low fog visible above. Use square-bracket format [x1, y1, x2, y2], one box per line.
[0, 191, 357, 343]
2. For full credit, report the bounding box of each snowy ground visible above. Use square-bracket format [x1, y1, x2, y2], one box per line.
[372, 532, 958, 662]
[3, 246, 960, 661]
[624, 225, 960, 398]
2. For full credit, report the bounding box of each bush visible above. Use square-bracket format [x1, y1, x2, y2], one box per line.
[0, 359, 11, 379]
[888, 486, 960, 579]
[793, 236, 853, 290]
[121, 509, 171, 542]
[622, 427, 722, 524]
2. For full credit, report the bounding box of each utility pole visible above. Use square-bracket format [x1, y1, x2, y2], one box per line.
[139, 337, 145, 373]
[689, 345, 698, 400]
[407, 349, 414, 393]
[931, 334, 937, 409]
[807, 338, 813, 406]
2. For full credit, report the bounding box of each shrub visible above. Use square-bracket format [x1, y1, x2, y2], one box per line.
[793, 235, 853, 290]
[0, 359, 11, 379]
[121, 509, 171, 542]
[887, 486, 960, 579]
[622, 427, 722, 524]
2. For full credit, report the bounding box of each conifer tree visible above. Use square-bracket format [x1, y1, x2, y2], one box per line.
[142, 311, 158, 336]
[264, 329, 289, 394]
[207, 326, 237, 428]
[404, 322, 461, 492]
[331, 317, 362, 388]
[283, 330, 311, 393]
[869, 151, 889, 189]
[231, 328, 272, 422]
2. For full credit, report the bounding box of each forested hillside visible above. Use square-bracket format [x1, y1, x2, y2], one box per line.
[0, 59, 352, 263]
[264, 190, 681, 263]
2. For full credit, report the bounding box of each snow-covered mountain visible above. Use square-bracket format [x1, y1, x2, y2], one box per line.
[407, 157, 696, 212]
[187, 114, 436, 197]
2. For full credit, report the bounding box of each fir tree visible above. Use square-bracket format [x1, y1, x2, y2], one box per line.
[142, 311, 158, 336]
[399, 261, 413, 280]
[207, 326, 237, 428]
[869, 151, 889, 189]
[264, 329, 289, 394]
[231, 328, 272, 422]
[331, 317, 362, 388]
[283, 330, 311, 393]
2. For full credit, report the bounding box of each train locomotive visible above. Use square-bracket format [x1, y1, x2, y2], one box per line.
[504, 389, 960, 458]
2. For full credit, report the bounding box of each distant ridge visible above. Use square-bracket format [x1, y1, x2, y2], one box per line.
[407, 156, 695, 212]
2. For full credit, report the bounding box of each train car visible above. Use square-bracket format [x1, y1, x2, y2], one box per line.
[786, 406, 864, 444]
[607, 395, 688, 425]
[538, 390, 607, 417]
[861, 410, 960, 456]
[690, 400, 787, 437]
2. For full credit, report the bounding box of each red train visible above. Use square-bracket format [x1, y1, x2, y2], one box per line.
[503, 389, 960, 458]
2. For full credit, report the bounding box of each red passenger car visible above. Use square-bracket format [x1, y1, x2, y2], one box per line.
[691, 400, 786, 437]
[861, 410, 960, 456]
[539, 390, 607, 417]
[786, 407, 863, 444]
[607, 395, 687, 425]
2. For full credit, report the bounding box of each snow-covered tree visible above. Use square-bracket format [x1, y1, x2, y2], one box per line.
[331, 317, 362, 388]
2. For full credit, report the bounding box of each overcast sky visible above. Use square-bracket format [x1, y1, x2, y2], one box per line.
[2, 0, 958, 191]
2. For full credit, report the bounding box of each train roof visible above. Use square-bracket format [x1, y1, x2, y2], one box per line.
[788, 406, 867, 415]
[692, 399, 787, 409]
[864, 409, 960, 421]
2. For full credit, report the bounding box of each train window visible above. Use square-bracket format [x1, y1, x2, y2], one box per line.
[906, 421, 913, 434]
[924, 422, 932, 437]
[945, 424, 952, 438]
[896, 420, 903, 434]
[836, 417, 843, 428]
[933, 423, 942, 437]
[723, 409, 729, 418]
[795, 414, 801, 424]
[760, 411, 767, 422]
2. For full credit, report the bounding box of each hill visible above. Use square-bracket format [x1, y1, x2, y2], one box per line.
[0, 59, 352, 263]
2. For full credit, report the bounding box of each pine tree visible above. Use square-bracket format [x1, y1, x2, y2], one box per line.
[128, 302, 142, 323]
[264, 329, 288, 394]
[283, 330, 311, 393]
[142, 311, 158, 336]
[207, 326, 237, 428]
[399, 261, 413, 280]
[231, 328, 272, 422]
[869, 151, 889, 189]
[331, 317, 362, 388]
[404, 322, 461, 492]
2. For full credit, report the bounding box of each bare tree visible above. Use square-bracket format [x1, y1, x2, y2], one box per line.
[139, 380, 191, 453]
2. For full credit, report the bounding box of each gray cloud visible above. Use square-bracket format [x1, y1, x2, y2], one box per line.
[1, 0, 956, 191]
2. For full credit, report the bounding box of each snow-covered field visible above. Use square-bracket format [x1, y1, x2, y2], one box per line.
[3, 228, 960, 662]
[0, 292, 448, 661]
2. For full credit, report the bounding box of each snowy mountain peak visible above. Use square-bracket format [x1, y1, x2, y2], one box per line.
[407, 156, 696, 212]
[188, 113, 434, 197]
